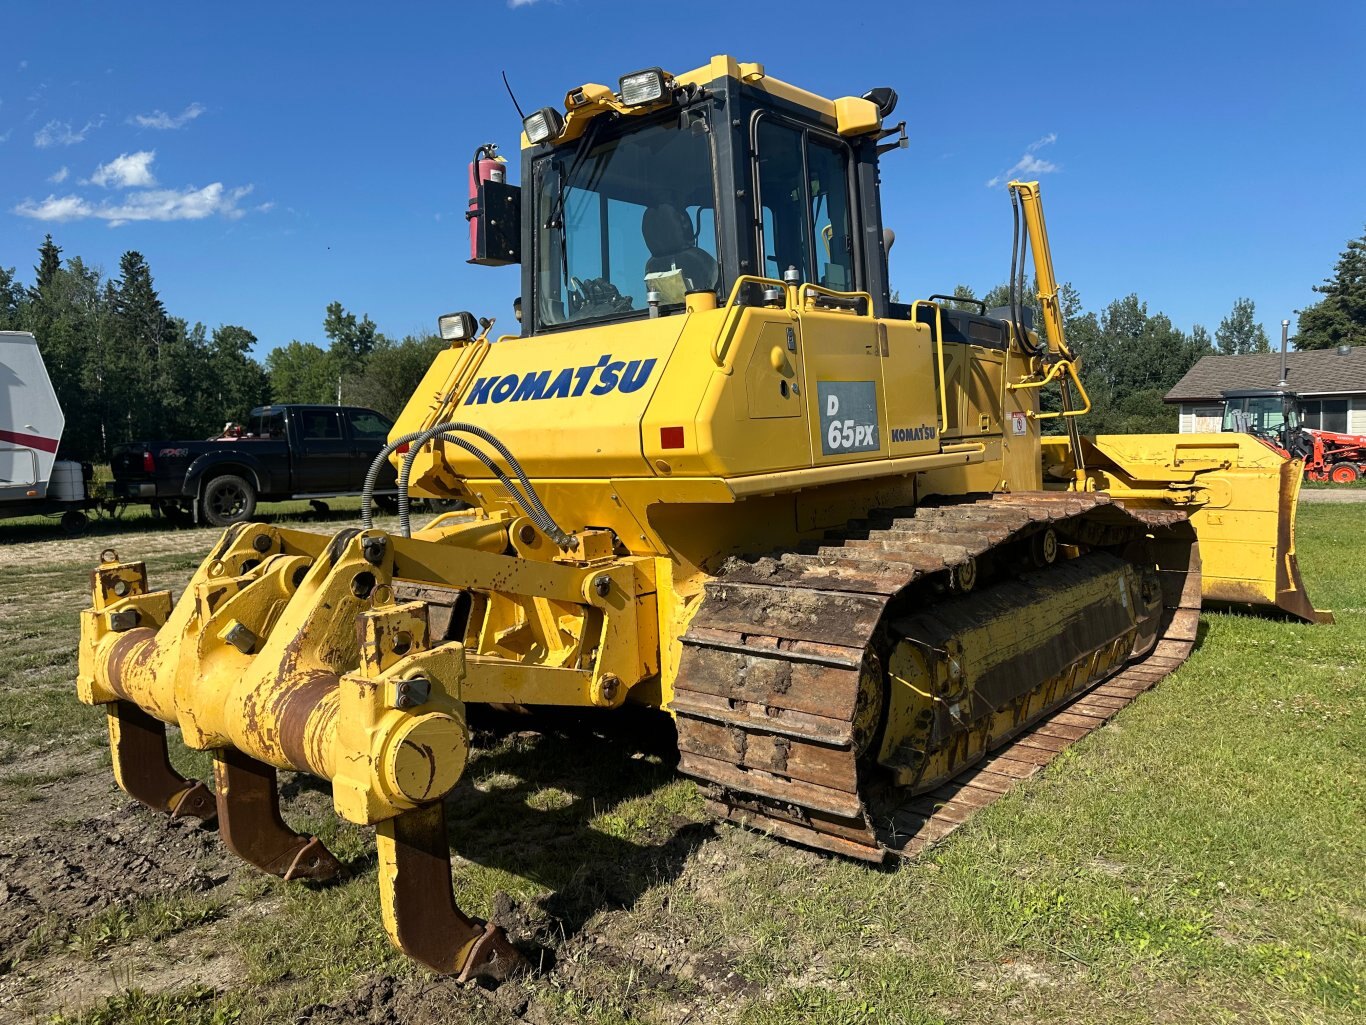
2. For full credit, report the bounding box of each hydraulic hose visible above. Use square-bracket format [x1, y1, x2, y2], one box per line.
[361, 422, 573, 547]
[362, 431, 439, 530]
[360, 428, 546, 534]
[398, 423, 572, 547]
[396, 421, 566, 543]
[1008, 189, 1045, 358]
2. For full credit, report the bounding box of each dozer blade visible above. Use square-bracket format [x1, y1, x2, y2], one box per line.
[1051, 433, 1332, 624]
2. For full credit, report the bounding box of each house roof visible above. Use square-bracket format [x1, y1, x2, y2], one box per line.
[1164, 347, 1366, 403]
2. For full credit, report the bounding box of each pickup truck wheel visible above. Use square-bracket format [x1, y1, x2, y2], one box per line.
[201, 474, 257, 526]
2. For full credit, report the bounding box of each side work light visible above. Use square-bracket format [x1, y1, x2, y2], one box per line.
[438, 311, 478, 342]
[618, 68, 670, 107]
[523, 106, 565, 145]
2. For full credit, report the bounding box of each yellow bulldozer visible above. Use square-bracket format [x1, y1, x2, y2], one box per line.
[76, 55, 1328, 982]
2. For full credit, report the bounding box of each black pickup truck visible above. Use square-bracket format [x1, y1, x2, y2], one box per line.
[110, 404, 399, 526]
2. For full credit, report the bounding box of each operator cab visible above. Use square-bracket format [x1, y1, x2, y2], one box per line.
[1220, 387, 1314, 459]
[475, 58, 899, 337]
[1221, 388, 1300, 438]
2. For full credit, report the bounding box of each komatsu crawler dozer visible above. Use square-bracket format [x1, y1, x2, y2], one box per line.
[77, 56, 1329, 981]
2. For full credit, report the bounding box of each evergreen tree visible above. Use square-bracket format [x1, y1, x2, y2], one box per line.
[1294, 226, 1366, 350]
[0, 267, 24, 329]
[208, 325, 271, 424]
[30, 253, 109, 459]
[32, 235, 62, 298]
[107, 251, 174, 442]
[1215, 297, 1271, 355]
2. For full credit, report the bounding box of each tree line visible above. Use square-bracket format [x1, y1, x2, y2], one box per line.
[0, 236, 444, 462]
[937, 281, 1271, 435]
[4, 224, 1363, 461]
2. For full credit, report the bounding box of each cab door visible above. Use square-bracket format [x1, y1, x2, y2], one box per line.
[754, 118, 885, 466]
[292, 408, 352, 493]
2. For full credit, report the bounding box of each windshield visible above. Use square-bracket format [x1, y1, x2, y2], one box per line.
[535, 113, 718, 328]
[1223, 396, 1295, 435]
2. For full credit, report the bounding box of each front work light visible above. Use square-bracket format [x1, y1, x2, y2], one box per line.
[523, 107, 565, 145]
[618, 68, 669, 107]
[438, 311, 478, 342]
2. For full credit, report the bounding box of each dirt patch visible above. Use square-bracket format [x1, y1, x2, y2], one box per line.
[0, 794, 234, 969]
[2, 926, 248, 1022]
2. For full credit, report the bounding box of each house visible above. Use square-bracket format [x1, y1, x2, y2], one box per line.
[1164, 346, 1366, 434]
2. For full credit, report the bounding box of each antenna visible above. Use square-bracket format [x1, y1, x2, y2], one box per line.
[502, 71, 526, 121]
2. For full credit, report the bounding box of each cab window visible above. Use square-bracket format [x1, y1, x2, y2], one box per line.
[535, 113, 719, 328]
[346, 409, 393, 440]
[249, 411, 286, 439]
[755, 118, 857, 290]
[299, 409, 343, 440]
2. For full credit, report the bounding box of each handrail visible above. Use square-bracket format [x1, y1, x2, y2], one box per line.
[1006, 358, 1092, 419]
[712, 275, 791, 367]
[910, 299, 951, 433]
[798, 282, 874, 316]
[721, 274, 790, 307]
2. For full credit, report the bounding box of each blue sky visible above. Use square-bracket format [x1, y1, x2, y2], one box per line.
[2, 1, 1363, 355]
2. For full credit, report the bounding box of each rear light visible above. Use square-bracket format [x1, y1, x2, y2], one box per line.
[396, 443, 410, 454]
[142, 451, 155, 473]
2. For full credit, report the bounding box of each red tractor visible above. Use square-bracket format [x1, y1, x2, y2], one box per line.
[1222, 388, 1366, 483]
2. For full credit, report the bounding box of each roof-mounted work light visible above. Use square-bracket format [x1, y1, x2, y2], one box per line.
[523, 106, 565, 145]
[618, 68, 670, 107]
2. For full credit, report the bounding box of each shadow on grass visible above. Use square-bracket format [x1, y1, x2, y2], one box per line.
[452, 708, 710, 935]
[278, 706, 710, 957]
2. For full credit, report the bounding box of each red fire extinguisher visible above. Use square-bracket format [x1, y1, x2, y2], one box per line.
[468, 143, 505, 263]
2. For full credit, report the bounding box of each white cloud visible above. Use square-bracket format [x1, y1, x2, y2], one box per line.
[34, 118, 101, 148]
[18, 60, 28, 70]
[0, 128, 11, 145]
[130, 102, 205, 130]
[88, 150, 157, 188]
[508, 0, 543, 6]
[13, 194, 93, 221]
[14, 182, 254, 226]
[48, 166, 69, 183]
[986, 133, 1060, 189]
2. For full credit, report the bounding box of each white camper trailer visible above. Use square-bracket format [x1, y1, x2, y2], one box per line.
[1, 330, 91, 531]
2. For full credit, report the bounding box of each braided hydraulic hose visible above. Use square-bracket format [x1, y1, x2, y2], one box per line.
[360, 428, 545, 533]
[398, 423, 573, 547]
[1008, 189, 1045, 358]
[362, 431, 438, 529]
[362, 421, 572, 547]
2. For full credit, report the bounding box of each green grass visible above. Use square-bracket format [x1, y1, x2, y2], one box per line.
[66, 895, 228, 959]
[3, 505, 1362, 1024]
[47, 988, 243, 1025]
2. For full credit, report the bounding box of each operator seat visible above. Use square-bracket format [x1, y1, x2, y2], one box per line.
[641, 204, 718, 293]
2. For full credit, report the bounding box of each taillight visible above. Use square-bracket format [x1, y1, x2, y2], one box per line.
[142, 451, 156, 473]
[396, 443, 410, 454]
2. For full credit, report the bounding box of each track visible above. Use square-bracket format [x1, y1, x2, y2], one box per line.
[672, 492, 1201, 861]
